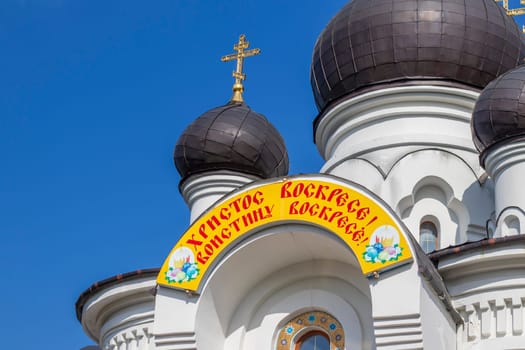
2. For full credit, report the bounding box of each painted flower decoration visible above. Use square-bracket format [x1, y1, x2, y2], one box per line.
[165, 247, 200, 284]
[165, 262, 200, 284]
[363, 225, 403, 263]
[363, 244, 403, 263]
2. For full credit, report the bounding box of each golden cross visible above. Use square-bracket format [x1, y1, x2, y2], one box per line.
[221, 34, 261, 103]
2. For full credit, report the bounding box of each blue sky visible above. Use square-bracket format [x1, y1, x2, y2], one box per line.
[0, 1, 343, 348]
[1, 1, 524, 349]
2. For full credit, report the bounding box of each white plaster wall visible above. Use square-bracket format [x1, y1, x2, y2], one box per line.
[239, 274, 370, 350]
[80, 216, 458, 350]
[316, 86, 481, 176]
[316, 86, 493, 247]
[101, 303, 156, 350]
[191, 224, 373, 350]
[153, 287, 198, 350]
[80, 277, 156, 350]
[438, 243, 525, 349]
[369, 261, 425, 349]
[327, 158, 384, 196]
[185, 221, 456, 350]
[328, 149, 493, 248]
[420, 281, 457, 350]
[387, 151, 492, 248]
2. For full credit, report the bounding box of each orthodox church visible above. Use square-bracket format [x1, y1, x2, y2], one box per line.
[76, 0, 525, 349]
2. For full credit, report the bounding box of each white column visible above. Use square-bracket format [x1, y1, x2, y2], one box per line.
[484, 140, 525, 237]
[315, 85, 481, 183]
[180, 171, 259, 223]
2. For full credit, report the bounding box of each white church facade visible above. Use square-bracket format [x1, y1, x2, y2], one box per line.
[76, 0, 525, 349]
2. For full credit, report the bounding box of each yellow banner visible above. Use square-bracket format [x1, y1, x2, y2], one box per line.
[158, 177, 413, 292]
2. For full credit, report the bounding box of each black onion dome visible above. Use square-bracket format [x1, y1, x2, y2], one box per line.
[174, 102, 289, 181]
[472, 65, 525, 162]
[311, 0, 525, 112]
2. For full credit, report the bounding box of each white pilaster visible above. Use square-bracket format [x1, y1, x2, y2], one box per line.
[153, 287, 199, 350]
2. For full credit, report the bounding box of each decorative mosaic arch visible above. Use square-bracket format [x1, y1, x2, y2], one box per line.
[276, 311, 345, 350]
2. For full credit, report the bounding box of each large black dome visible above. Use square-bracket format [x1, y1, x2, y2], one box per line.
[472, 65, 525, 163]
[174, 102, 289, 181]
[311, 0, 525, 112]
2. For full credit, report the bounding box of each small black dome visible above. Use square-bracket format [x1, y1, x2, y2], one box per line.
[311, 0, 525, 113]
[174, 102, 289, 181]
[472, 65, 525, 163]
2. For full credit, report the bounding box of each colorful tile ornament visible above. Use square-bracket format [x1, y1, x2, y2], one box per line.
[276, 310, 345, 350]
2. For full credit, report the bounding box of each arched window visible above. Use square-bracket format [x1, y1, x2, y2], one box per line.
[276, 311, 344, 350]
[420, 221, 438, 253]
[295, 331, 329, 350]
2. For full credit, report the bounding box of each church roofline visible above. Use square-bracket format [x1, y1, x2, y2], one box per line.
[428, 235, 525, 262]
[75, 268, 159, 322]
[74, 235, 520, 325]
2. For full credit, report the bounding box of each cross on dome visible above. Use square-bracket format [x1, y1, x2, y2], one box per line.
[221, 34, 261, 103]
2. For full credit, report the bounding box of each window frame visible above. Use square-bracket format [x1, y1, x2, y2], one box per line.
[294, 330, 330, 350]
[419, 220, 439, 253]
[276, 311, 344, 350]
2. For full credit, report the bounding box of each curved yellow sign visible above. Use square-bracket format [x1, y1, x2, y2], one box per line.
[158, 176, 413, 292]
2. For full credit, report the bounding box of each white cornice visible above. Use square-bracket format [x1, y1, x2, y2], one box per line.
[315, 85, 480, 162]
[81, 276, 156, 343]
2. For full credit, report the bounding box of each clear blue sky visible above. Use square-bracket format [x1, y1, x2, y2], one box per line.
[0, 1, 523, 349]
[0, 1, 342, 349]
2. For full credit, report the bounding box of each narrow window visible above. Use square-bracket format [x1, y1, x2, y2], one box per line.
[295, 331, 329, 350]
[420, 221, 438, 253]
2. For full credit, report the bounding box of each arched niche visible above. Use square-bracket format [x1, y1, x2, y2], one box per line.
[397, 175, 471, 247]
[154, 174, 439, 350]
[494, 207, 525, 237]
[193, 224, 373, 350]
[387, 150, 493, 245]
